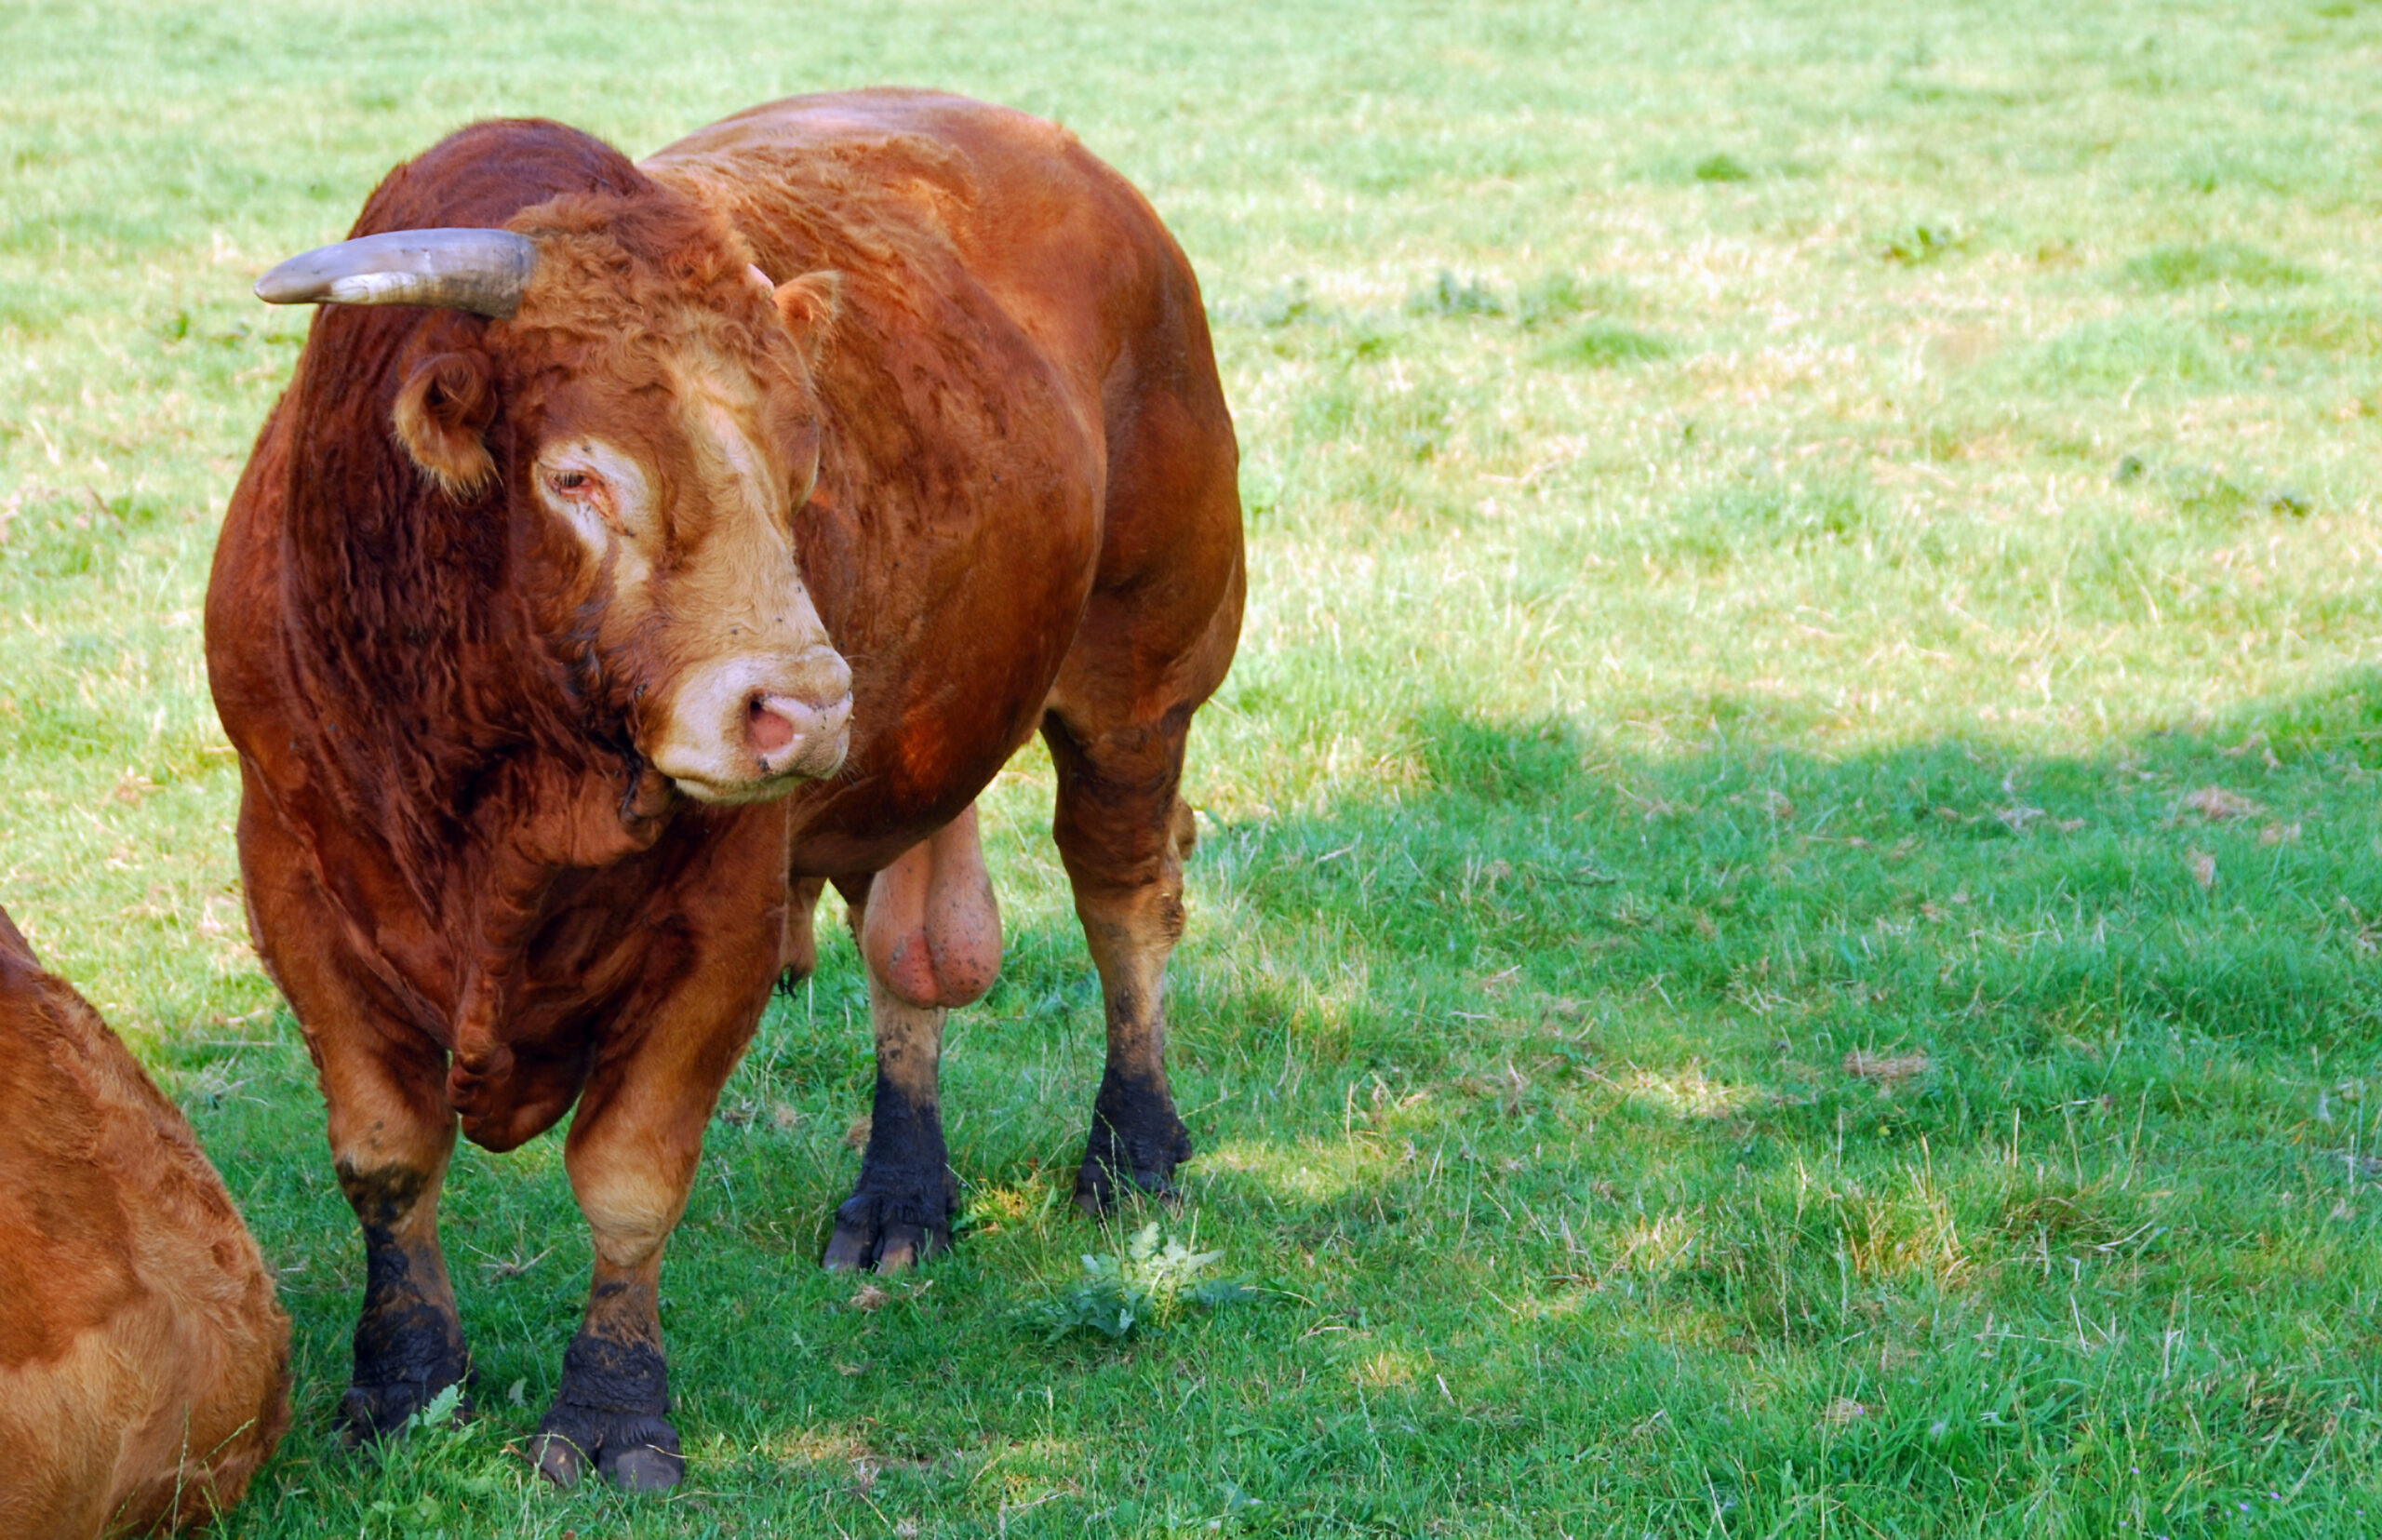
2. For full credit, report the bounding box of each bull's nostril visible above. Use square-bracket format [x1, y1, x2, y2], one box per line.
[746, 695, 799, 757]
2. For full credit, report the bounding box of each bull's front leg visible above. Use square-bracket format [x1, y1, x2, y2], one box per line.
[528, 956, 774, 1493]
[823, 804, 1002, 1274]
[329, 1046, 470, 1438]
[247, 824, 469, 1440]
[528, 1201, 678, 1492]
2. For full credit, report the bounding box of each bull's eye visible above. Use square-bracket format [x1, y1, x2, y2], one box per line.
[547, 469, 597, 497]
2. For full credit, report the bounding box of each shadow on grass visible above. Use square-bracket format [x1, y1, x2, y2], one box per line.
[191, 674, 2382, 1536]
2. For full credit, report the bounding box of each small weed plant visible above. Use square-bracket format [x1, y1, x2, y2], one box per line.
[344, 1384, 541, 1538]
[1034, 1223, 1256, 1343]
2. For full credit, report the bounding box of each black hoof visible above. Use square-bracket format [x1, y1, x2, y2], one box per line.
[532, 1330, 680, 1492]
[529, 1413, 684, 1493]
[337, 1373, 466, 1443]
[823, 1182, 956, 1274]
[1073, 1156, 1183, 1217]
[1076, 1070, 1193, 1216]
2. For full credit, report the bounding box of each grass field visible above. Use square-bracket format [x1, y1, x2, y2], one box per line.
[9, 0, 2382, 1533]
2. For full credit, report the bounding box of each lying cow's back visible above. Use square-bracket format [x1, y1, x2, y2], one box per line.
[0, 911, 289, 1537]
[644, 90, 1240, 873]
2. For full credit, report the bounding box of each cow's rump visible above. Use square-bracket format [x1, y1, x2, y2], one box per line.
[0, 912, 290, 1537]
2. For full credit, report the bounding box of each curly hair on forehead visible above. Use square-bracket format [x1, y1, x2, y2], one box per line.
[505, 188, 786, 377]
[355, 117, 648, 235]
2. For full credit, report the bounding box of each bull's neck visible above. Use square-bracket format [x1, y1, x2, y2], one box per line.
[280, 718, 676, 1049]
[444, 754, 674, 1064]
[274, 522, 671, 993]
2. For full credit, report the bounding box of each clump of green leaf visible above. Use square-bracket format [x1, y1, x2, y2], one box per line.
[2124, 241, 2308, 291]
[401, 1381, 465, 1435]
[1408, 269, 1504, 318]
[1883, 219, 1971, 264]
[348, 1381, 522, 1531]
[1516, 272, 1642, 333]
[1533, 322, 1671, 369]
[1034, 1224, 1257, 1342]
[1515, 272, 1590, 329]
[1252, 277, 1325, 328]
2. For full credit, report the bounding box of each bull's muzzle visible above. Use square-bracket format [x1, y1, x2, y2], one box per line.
[747, 690, 853, 781]
[650, 648, 852, 802]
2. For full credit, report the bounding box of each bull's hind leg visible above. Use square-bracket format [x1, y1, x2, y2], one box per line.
[1046, 608, 1239, 1216]
[823, 806, 1002, 1273]
[1046, 716, 1211, 1212]
[1047, 315, 1244, 1214]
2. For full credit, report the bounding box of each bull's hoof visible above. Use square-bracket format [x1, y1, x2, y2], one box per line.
[533, 1330, 679, 1492]
[1072, 1154, 1184, 1216]
[1075, 1072, 1193, 1216]
[336, 1375, 466, 1443]
[823, 1183, 955, 1274]
[529, 1411, 684, 1493]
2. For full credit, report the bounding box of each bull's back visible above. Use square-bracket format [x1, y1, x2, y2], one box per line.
[647, 92, 1205, 869]
[0, 930, 290, 1536]
[645, 89, 1176, 395]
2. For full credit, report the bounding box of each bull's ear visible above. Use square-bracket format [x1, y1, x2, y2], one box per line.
[772, 271, 842, 365]
[393, 350, 498, 499]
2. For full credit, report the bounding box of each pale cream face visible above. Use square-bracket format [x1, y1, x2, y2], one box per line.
[533, 438, 655, 581]
[528, 368, 851, 804]
[383, 240, 858, 805]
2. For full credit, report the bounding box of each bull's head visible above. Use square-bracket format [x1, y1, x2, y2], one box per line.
[255, 203, 852, 805]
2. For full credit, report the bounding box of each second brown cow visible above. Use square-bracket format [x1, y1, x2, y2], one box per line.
[0, 906, 290, 1536]
[208, 89, 1243, 1490]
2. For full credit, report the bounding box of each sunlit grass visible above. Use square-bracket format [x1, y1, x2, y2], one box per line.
[11, 0, 2382, 1533]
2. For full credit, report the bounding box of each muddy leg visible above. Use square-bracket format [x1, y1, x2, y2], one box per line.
[529, 962, 772, 1491]
[1046, 718, 1202, 1215]
[1040, 248, 1242, 1213]
[823, 976, 955, 1272]
[239, 797, 471, 1440]
[529, 1038, 733, 1495]
[823, 806, 1001, 1273]
[530, 1244, 679, 1493]
[531, 1124, 689, 1493]
[324, 1038, 470, 1439]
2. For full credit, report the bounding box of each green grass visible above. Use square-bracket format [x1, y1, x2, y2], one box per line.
[9, 0, 2382, 1533]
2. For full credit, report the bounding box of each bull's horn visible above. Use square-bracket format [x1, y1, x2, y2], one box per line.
[254, 228, 537, 319]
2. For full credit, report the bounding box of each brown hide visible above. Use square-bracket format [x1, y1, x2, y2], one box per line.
[207, 88, 1242, 1469]
[209, 88, 1240, 1162]
[0, 910, 291, 1537]
[649, 94, 1245, 874]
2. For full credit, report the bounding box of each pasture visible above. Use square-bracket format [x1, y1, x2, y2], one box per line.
[7, 0, 2382, 1533]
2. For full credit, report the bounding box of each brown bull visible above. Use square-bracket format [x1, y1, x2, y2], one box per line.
[0, 906, 290, 1535]
[207, 89, 1243, 1490]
